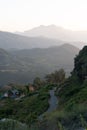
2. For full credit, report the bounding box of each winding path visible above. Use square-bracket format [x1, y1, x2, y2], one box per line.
[47, 89, 58, 112]
[38, 89, 58, 120]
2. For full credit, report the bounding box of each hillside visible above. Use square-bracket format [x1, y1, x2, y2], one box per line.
[0, 48, 21, 69]
[45, 46, 87, 130]
[0, 44, 79, 85]
[12, 44, 79, 75]
[0, 31, 63, 49]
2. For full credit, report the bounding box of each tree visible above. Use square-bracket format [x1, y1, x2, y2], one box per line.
[73, 46, 87, 81]
[33, 77, 44, 89]
[25, 85, 30, 94]
[45, 69, 65, 84]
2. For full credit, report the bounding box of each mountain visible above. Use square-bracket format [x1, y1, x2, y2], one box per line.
[0, 31, 63, 49]
[17, 25, 87, 48]
[0, 44, 79, 85]
[0, 30, 86, 50]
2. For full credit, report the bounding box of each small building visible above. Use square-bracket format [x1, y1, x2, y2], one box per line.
[2, 89, 20, 99]
[10, 89, 20, 98]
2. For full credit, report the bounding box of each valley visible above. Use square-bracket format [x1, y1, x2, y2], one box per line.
[0, 44, 79, 85]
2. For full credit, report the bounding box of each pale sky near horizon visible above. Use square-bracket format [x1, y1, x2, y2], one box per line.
[0, 0, 87, 32]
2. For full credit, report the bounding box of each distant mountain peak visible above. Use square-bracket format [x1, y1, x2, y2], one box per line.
[15, 25, 87, 48]
[24, 25, 64, 33]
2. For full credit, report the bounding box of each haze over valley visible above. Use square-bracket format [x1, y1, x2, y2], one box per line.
[0, 43, 79, 85]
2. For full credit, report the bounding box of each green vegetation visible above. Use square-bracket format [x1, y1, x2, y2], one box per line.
[74, 46, 87, 81]
[0, 67, 65, 129]
[43, 46, 87, 130]
[0, 46, 87, 130]
[0, 120, 28, 130]
[45, 69, 65, 84]
[33, 77, 45, 89]
[0, 85, 50, 124]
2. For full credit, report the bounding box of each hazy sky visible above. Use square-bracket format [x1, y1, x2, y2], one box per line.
[0, 0, 87, 32]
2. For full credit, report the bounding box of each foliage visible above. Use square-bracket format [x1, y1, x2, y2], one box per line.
[52, 46, 87, 129]
[0, 85, 51, 125]
[0, 119, 27, 130]
[73, 46, 87, 81]
[25, 85, 30, 94]
[33, 77, 44, 89]
[45, 69, 65, 84]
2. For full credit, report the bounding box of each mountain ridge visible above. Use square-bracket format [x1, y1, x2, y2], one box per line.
[0, 44, 79, 85]
[0, 30, 86, 49]
[16, 25, 87, 48]
[0, 31, 64, 49]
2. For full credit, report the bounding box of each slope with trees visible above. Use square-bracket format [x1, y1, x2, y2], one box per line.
[44, 46, 87, 130]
